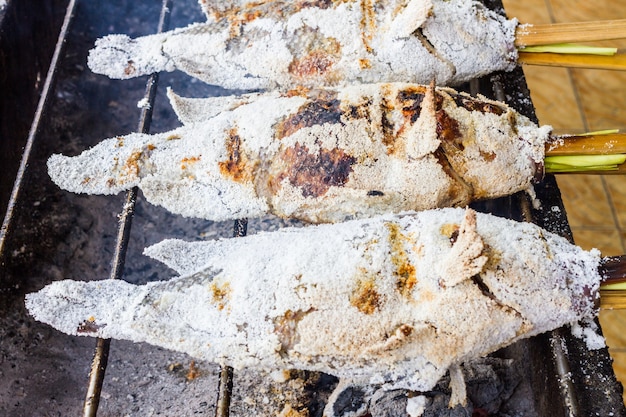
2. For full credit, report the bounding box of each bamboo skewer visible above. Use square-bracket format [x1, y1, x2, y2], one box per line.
[600, 256, 626, 309]
[599, 290, 626, 309]
[545, 133, 626, 156]
[515, 19, 626, 47]
[518, 52, 626, 71]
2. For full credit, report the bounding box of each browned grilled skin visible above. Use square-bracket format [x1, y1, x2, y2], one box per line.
[219, 127, 256, 182]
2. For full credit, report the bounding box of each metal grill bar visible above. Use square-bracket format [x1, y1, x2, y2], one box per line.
[0, 0, 77, 261]
[214, 218, 248, 417]
[517, 179, 580, 416]
[82, 1, 173, 415]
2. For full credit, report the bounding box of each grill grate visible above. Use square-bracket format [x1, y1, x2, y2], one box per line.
[1, 0, 625, 416]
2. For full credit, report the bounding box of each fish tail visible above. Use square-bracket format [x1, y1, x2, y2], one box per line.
[47, 131, 157, 195]
[87, 33, 171, 80]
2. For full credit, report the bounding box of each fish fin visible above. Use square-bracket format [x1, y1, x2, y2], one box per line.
[437, 209, 487, 287]
[447, 364, 467, 408]
[166, 88, 250, 124]
[88, 32, 172, 80]
[139, 175, 268, 222]
[387, 0, 433, 39]
[406, 79, 440, 159]
[323, 379, 378, 417]
[143, 239, 220, 277]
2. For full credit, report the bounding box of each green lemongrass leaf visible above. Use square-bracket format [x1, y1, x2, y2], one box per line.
[547, 165, 620, 172]
[545, 154, 626, 173]
[546, 154, 626, 166]
[520, 43, 618, 55]
[547, 162, 620, 170]
[601, 282, 626, 291]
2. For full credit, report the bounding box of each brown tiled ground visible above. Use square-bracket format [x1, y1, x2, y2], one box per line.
[503, 0, 626, 403]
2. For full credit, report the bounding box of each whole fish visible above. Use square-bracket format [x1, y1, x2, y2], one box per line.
[25, 208, 602, 405]
[47, 82, 549, 223]
[87, 0, 518, 90]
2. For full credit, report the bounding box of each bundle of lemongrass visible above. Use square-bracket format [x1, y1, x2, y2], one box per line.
[516, 20, 626, 175]
[519, 20, 626, 309]
[545, 131, 626, 174]
[515, 18, 626, 70]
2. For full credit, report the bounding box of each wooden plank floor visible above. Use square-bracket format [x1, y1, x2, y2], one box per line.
[502, 0, 626, 403]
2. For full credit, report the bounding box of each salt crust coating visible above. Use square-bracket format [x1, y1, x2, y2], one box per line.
[87, 0, 518, 90]
[26, 208, 602, 392]
[47, 83, 550, 223]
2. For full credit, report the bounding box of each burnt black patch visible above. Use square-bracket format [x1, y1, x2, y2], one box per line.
[397, 88, 426, 123]
[280, 143, 356, 198]
[450, 93, 506, 115]
[346, 97, 373, 120]
[333, 385, 369, 415]
[471, 275, 496, 301]
[367, 190, 384, 196]
[449, 228, 459, 244]
[276, 98, 342, 139]
[380, 97, 396, 152]
[436, 109, 463, 149]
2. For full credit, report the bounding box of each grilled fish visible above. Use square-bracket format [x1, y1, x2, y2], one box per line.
[47, 82, 549, 223]
[87, 0, 518, 90]
[25, 208, 602, 399]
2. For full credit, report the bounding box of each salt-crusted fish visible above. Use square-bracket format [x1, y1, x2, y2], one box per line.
[87, 0, 518, 90]
[25, 208, 603, 407]
[47, 82, 549, 223]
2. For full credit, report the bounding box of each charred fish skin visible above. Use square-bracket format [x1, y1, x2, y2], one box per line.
[87, 0, 518, 90]
[47, 83, 550, 224]
[25, 208, 602, 393]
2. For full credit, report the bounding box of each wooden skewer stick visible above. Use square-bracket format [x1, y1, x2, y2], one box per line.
[515, 19, 626, 47]
[545, 133, 626, 156]
[518, 52, 626, 71]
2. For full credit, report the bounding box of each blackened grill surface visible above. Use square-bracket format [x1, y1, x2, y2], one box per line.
[0, 0, 625, 416]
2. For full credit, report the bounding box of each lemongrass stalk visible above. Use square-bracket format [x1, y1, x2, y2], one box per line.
[519, 43, 618, 55]
[545, 154, 626, 173]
